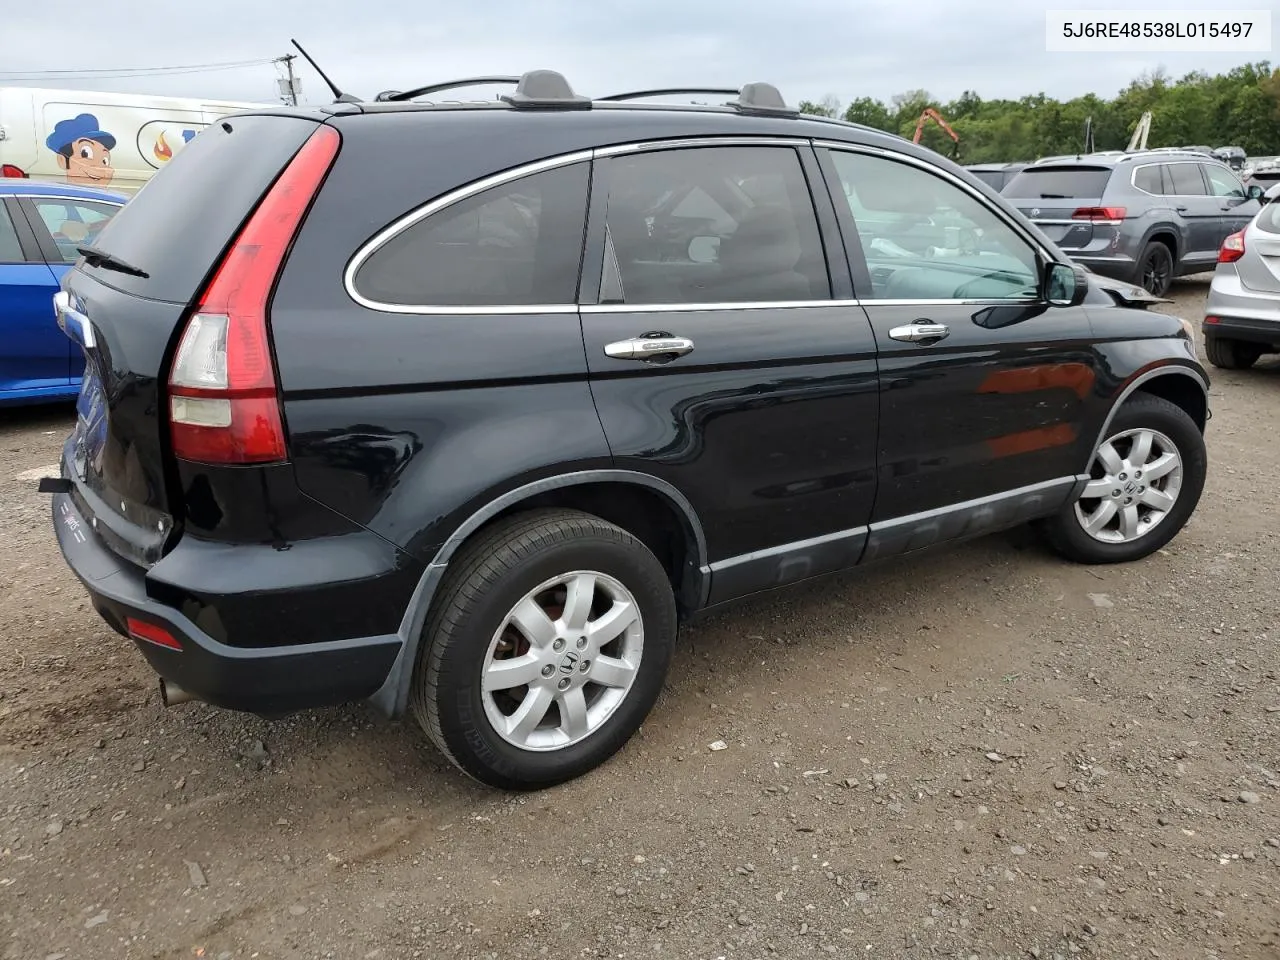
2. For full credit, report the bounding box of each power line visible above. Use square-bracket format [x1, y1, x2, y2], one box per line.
[0, 59, 275, 81]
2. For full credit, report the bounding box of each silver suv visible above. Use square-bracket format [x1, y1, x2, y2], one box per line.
[1003, 151, 1265, 296]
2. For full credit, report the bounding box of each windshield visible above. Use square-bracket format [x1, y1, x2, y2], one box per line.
[1004, 167, 1111, 199]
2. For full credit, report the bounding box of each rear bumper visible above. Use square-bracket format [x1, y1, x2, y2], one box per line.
[52, 491, 405, 715]
[1204, 268, 1280, 345]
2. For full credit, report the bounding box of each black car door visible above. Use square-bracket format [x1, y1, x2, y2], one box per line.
[813, 142, 1099, 563]
[578, 139, 881, 605]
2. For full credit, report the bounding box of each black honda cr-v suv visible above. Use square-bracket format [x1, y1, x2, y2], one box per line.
[47, 71, 1209, 789]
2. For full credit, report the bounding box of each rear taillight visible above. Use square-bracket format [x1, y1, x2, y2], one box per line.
[168, 125, 339, 464]
[1218, 230, 1245, 263]
[1, 163, 27, 178]
[1071, 206, 1126, 222]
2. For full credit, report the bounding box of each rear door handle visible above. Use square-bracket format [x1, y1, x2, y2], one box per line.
[888, 322, 950, 344]
[604, 334, 694, 361]
[1175, 205, 1188, 213]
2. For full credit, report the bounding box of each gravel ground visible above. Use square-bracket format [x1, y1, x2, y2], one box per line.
[2, 278, 1279, 960]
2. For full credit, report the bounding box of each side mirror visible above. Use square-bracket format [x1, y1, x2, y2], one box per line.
[1044, 261, 1088, 307]
[1247, 183, 1266, 201]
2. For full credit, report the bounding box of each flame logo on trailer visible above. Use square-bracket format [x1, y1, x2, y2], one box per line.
[138, 122, 203, 169]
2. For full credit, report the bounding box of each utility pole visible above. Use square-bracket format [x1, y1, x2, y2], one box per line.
[274, 54, 300, 106]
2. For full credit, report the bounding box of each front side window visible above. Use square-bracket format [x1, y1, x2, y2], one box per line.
[601, 146, 831, 305]
[353, 161, 590, 307]
[1204, 164, 1245, 199]
[1166, 163, 1207, 196]
[830, 150, 1040, 301]
[31, 198, 119, 262]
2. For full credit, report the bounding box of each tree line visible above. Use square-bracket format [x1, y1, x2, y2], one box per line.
[798, 62, 1280, 164]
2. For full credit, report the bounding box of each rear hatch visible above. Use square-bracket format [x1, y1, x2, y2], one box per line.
[1003, 164, 1116, 249]
[56, 113, 322, 566]
[1238, 204, 1280, 293]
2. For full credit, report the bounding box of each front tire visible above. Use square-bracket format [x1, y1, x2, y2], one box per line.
[1204, 335, 1262, 370]
[1039, 394, 1206, 564]
[412, 509, 677, 790]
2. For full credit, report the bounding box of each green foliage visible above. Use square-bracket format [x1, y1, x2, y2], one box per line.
[798, 63, 1280, 162]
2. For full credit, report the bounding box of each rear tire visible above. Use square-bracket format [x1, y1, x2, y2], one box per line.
[411, 508, 677, 790]
[1133, 241, 1174, 297]
[1204, 335, 1262, 370]
[1039, 394, 1205, 564]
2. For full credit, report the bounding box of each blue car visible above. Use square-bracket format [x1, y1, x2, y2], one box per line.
[1, 178, 126, 405]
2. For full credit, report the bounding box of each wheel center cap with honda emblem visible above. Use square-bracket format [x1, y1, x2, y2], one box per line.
[559, 651, 580, 674]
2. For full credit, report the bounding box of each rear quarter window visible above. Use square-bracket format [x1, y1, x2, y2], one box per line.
[351, 161, 590, 307]
[81, 113, 320, 303]
[1002, 166, 1112, 199]
[1257, 201, 1280, 235]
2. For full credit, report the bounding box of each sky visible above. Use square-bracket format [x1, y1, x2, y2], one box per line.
[1, 0, 1273, 110]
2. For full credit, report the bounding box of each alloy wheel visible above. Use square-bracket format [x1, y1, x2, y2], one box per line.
[480, 571, 644, 751]
[1074, 427, 1183, 543]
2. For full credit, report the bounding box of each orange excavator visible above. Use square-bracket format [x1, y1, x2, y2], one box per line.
[912, 108, 960, 158]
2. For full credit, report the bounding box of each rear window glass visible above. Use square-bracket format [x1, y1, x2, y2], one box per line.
[1003, 167, 1112, 199]
[1257, 200, 1280, 234]
[82, 113, 318, 303]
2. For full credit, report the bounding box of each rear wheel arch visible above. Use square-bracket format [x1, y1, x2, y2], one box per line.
[1144, 228, 1179, 263]
[370, 471, 708, 719]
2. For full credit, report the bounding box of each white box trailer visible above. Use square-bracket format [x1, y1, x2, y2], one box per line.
[0, 86, 270, 194]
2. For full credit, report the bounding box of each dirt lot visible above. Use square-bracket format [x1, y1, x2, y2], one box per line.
[3, 278, 1279, 960]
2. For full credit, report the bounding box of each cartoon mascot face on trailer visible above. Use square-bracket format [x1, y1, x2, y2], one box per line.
[46, 113, 116, 186]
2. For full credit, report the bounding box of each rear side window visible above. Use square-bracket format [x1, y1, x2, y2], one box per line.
[1003, 167, 1111, 199]
[1133, 165, 1165, 194]
[1166, 163, 1206, 196]
[601, 146, 831, 305]
[352, 161, 589, 307]
[0, 205, 21, 262]
[83, 114, 319, 303]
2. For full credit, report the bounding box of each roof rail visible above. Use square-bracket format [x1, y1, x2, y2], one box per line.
[598, 87, 740, 102]
[500, 70, 591, 110]
[376, 76, 521, 102]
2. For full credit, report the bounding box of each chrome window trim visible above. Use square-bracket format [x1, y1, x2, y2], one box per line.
[0, 194, 124, 206]
[594, 136, 809, 158]
[1130, 160, 1215, 199]
[345, 137, 826, 316]
[812, 139, 1059, 264]
[582, 299, 861, 314]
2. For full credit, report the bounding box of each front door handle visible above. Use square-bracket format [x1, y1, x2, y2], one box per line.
[604, 333, 695, 361]
[888, 321, 950, 344]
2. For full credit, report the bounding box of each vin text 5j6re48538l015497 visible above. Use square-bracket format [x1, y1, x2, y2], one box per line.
[45, 71, 1209, 790]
